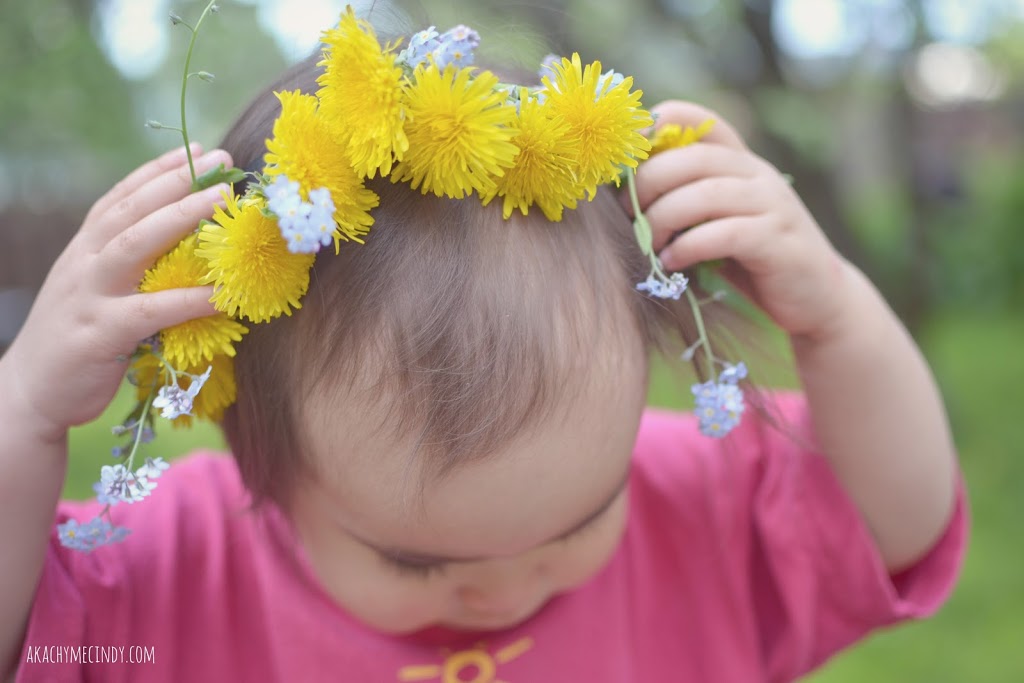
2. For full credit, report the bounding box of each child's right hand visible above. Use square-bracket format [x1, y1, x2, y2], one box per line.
[1, 145, 233, 443]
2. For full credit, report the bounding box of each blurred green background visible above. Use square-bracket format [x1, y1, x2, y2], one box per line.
[2, 0, 1022, 680]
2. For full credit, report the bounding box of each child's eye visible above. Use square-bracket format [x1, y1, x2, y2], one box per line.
[380, 555, 449, 580]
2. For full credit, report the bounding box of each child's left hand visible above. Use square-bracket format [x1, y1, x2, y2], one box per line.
[630, 104, 959, 575]
[629, 100, 848, 341]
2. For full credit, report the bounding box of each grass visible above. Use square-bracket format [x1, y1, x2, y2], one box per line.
[65, 314, 1022, 681]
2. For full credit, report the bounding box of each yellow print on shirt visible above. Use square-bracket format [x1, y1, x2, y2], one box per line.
[397, 637, 534, 683]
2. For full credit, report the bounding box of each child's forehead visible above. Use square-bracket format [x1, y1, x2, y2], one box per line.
[296, 358, 646, 558]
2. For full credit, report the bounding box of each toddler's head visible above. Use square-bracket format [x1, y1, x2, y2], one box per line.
[217, 58, 702, 634]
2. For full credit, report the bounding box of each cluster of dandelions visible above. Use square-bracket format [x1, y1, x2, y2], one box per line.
[59, 3, 656, 553]
[59, 2, 745, 553]
[58, 0, 236, 553]
[146, 4, 661, 363]
[142, 4, 660, 418]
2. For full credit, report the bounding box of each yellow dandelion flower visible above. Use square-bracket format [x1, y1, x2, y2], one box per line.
[480, 89, 580, 221]
[264, 90, 379, 246]
[392, 64, 519, 199]
[132, 352, 236, 427]
[649, 120, 715, 156]
[317, 7, 408, 178]
[542, 54, 653, 200]
[139, 235, 248, 368]
[196, 191, 316, 324]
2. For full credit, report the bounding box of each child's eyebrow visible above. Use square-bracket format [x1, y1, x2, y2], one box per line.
[356, 468, 632, 566]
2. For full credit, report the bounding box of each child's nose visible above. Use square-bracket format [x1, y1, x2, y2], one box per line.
[456, 564, 541, 616]
[457, 584, 527, 616]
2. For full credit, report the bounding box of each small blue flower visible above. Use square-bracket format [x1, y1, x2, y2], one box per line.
[307, 187, 334, 211]
[274, 195, 312, 233]
[691, 380, 745, 438]
[432, 25, 480, 69]
[153, 385, 193, 420]
[135, 457, 170, 480]
[597, 68, 625, 95]
[636, 272, 689, 300]
[110, 421, 135, 437]
[718, 362, 748, 385]
[57, 518, 130, 553]
[265, 175, 337, 254]
[306, 207, 336, 248]
[399, 25, 480, 70]
[152, 365, 211, 421]
[131, 476, 158, 500]
[97, 464, 155, 504]
[445, 24, 479, 48]
[92, 480, 121, 507]
[98, 464, 131, 500]
[280, 226, 322, 254]
[397, 26, 440, 68]
[265, 175, 300, 211]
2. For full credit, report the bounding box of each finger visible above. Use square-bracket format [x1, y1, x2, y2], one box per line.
[657, 215, 772, 273]
[645, 177, 767, 253]
[650, 100, 748, 151]
[86, 144, 202, 225]
[109, 287, 220, 346]
[632, 143, 762, 212]
[90, 149, 233, 246]
[95, 184, 228, 294]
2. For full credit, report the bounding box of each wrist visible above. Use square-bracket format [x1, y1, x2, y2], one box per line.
[791, 259, 872, 350]
[0, 348, 68, 447]
[789, 263, 908, 391]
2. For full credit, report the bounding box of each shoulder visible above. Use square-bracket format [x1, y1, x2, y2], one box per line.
[50, 452, 252, 582]
[18, 454, 292, 683]
[65, 451, 248, 540]
[624, 391, 814, 570]
[630, 391, 811, 501]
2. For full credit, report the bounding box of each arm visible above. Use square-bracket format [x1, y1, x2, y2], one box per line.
[789, 262, 956, 570]
[0, 377, 68, 676]
[0, 144, 230, 672]
[633, 100, 957, 572]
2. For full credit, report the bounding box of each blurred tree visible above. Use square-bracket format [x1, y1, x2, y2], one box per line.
[3, 0, 1023, 325]
[0, 0, 149, 206]
[0, 0, 287, 287]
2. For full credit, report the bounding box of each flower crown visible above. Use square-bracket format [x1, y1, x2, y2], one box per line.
[58, 2, 746, 553]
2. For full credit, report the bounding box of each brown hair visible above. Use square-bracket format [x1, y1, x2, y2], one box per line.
[219, 56, 742, 508]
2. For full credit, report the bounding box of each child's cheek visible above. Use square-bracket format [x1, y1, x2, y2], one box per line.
[335, 566, 449, 634]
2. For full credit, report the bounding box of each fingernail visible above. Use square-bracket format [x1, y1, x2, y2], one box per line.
[202, 183, 229, 201]
[196, 149, 230, 171]
[657, 249, 674, 270]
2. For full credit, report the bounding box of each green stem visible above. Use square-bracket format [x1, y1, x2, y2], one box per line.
[124, 390, 156, 475]
[149, 350, 180, 383]
[686, 286, 717, 380]
[178, 0, 219, 189]
[627, 169, 717, 380]
[626, 169, 643, 231]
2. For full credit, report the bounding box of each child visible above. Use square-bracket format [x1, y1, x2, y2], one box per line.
[1, 12, 964, 683]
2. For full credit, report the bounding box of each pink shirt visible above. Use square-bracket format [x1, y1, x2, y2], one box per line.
[17, 395, 967, 682]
